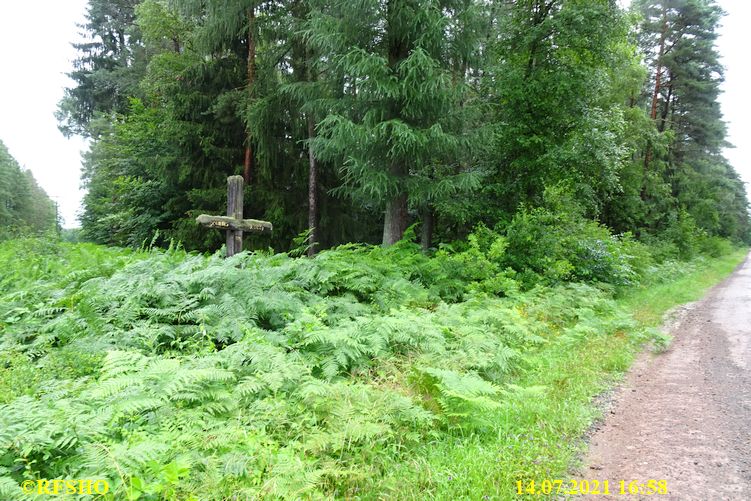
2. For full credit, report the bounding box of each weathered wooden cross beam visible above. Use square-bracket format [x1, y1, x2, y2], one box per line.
[196, 175, 272, 257]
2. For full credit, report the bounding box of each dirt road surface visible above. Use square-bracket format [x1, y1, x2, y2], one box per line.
[580, 254, 751, 500]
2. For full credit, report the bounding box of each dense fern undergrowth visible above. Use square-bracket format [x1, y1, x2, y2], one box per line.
[0, 229, 742, 500]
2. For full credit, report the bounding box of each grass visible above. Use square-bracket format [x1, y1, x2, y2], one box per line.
[619, 248, 748, 326]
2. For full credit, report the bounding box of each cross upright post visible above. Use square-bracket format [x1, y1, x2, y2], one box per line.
[226, 175, 243, 256]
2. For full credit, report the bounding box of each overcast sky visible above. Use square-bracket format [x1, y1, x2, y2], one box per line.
[0, 0, 88, 227]
[0, 1, 749, 228]
[716, 1, 751, 185]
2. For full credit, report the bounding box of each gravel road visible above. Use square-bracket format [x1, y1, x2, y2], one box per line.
[579, 254, 751, 500]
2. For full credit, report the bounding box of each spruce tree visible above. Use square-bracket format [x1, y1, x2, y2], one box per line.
[57, 0, 147, 137]
[306, 0, 485, 245]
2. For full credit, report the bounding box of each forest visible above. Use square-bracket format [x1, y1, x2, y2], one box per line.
[56, 0, 748, 252]
[0, 140, 58, 238]
[1, 0, 750, 499]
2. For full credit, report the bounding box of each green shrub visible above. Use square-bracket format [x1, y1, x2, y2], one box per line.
[640, 234, 680, 263]
[503, 200, 644, 287]
[697, 235, 733, 257]
[428, 225, 519, 298]
[661, 210, 702, 260]
[640, 211, 735, 262]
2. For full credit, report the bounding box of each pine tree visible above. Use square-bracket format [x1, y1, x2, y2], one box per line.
[635, 0, 749, 240]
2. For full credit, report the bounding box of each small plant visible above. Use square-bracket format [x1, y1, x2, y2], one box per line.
[647, 328, 673, 353]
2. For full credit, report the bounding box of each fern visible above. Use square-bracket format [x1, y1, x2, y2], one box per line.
[0, 237, 652, 498]
[412, 367, 502, 429]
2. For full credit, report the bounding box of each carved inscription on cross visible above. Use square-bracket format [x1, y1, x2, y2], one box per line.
[196, 175, 272, 257]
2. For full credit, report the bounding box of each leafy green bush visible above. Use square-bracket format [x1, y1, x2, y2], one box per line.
[640, 211, 736, 262]
[503, 204, 647, 287]
[427, 225, 519, 299]
[640, 235, 681, 263]
[661, 210, 702, 260]
[697, 235, 734, 258]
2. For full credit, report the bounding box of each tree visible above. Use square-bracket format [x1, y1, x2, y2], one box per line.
[482, 0, 631, 218]
[57, 0, 147, 137]
[65, 0, 750, 250]
[634, 0, 749, 241]
[0, 140, 57, 236]
[307, 0, 485, 245]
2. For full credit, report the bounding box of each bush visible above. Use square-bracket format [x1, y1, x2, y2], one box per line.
[697, 235, 733, 258]
[661, 210, 702, 260]
[428, 224, 519, 299]
[640, 211, 736, 262]
[503, 194, 646, 287]
[639, 235, 680, 263]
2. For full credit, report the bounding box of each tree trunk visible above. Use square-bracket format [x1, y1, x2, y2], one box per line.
[650, 6, 668, 121]
[644, 6, 668, 194]
[307, 114, 319, 256]
[243, 7, 256, 184]
[382, 0, 412, 247]
[524, 1, 554, 79]
[382, 192, 408, 246]
[658, 77, 673, 132]
[420, 206, 434, 252]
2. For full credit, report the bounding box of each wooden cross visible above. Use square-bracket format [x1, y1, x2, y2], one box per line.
[196, 175, 272, 257]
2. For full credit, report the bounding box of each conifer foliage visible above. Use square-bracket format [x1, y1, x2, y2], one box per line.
[634, 0, 748, 239]
[305, 0, 486, 245]
[59, 0, 749, 251]
[0, 141, 57, 237]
